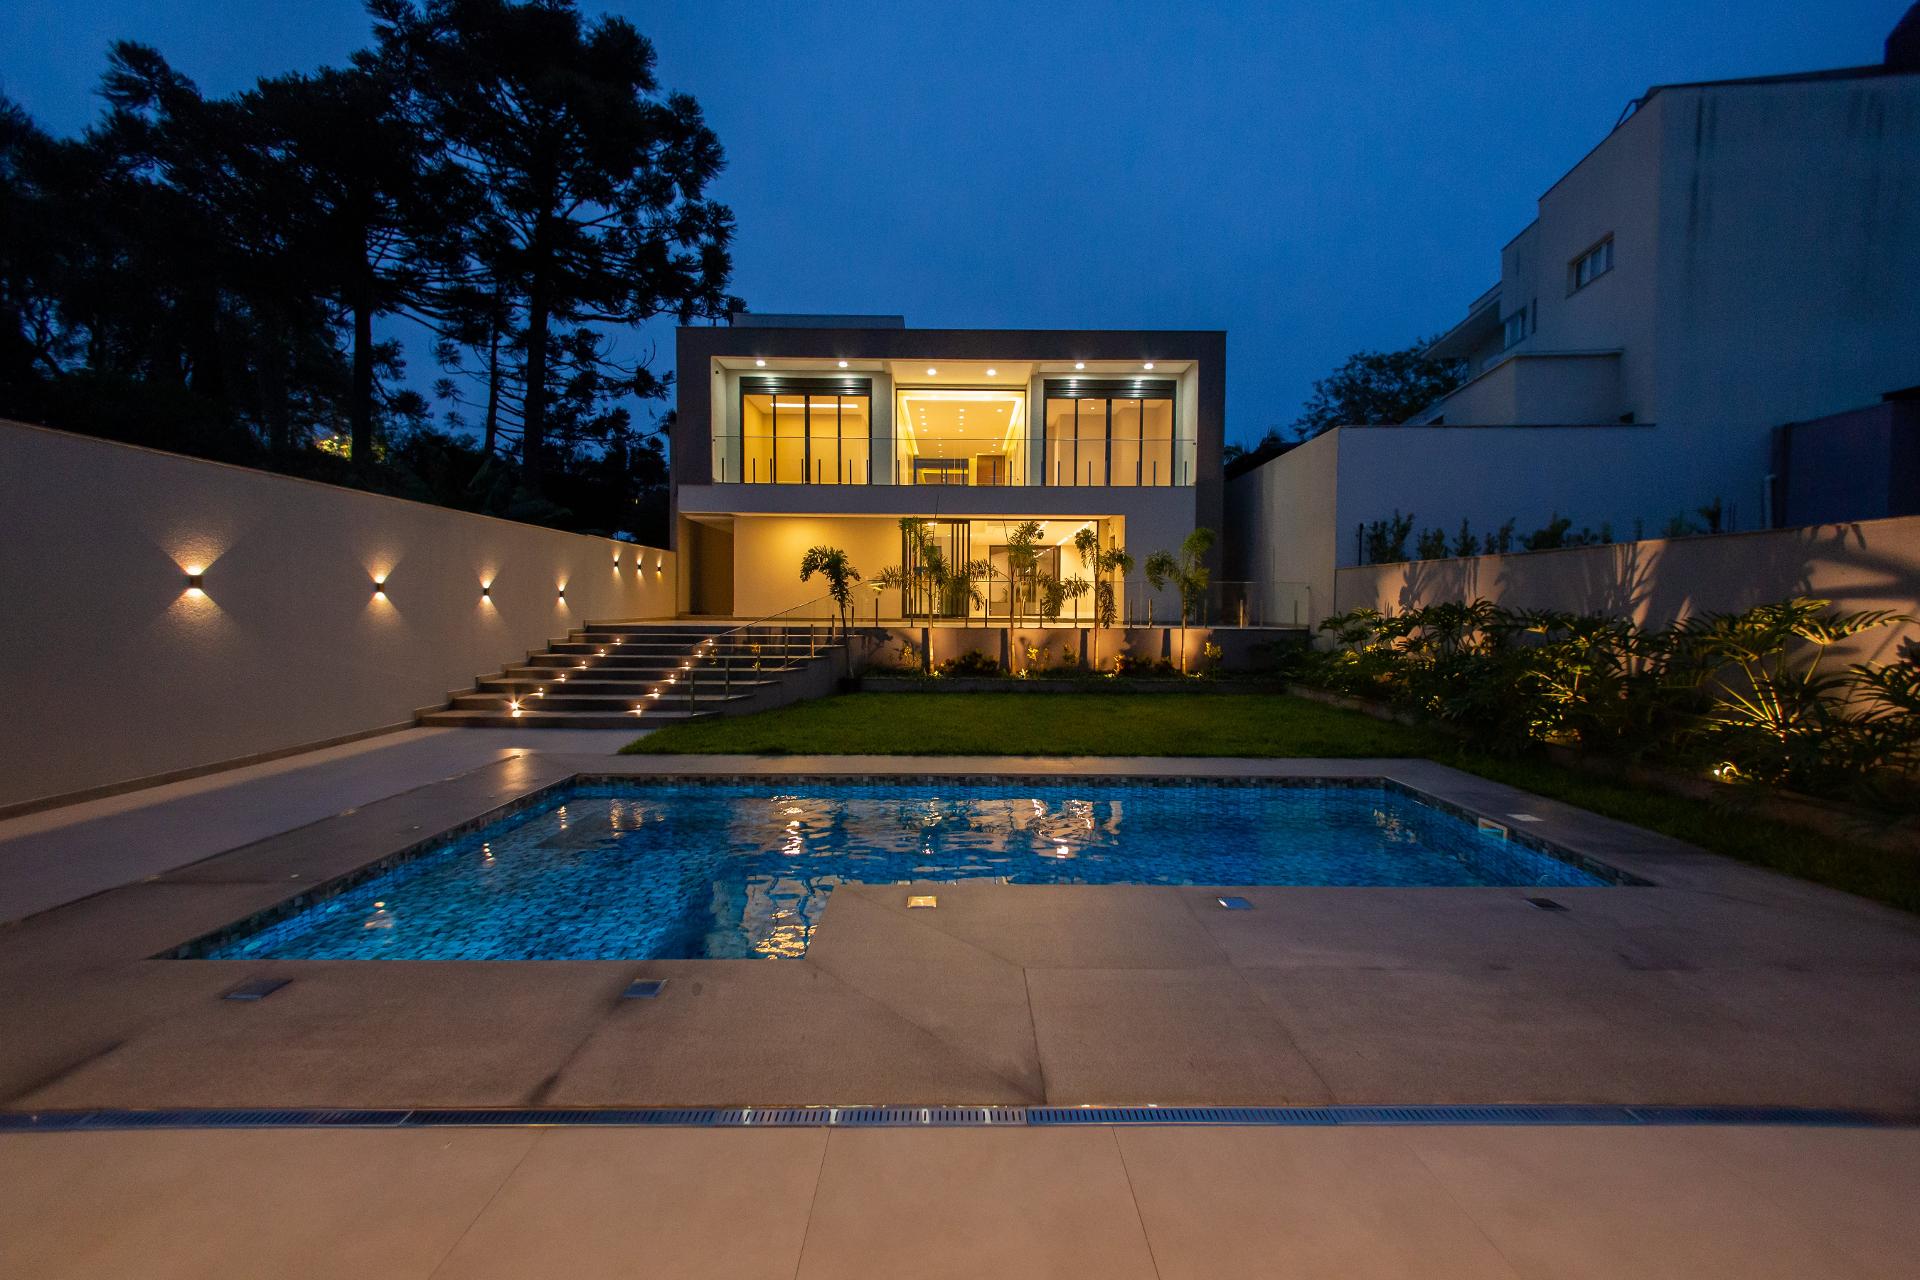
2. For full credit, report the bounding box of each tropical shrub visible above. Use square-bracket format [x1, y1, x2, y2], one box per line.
[1295, 597, 1917, 809]
[937, 649, 1002, 677]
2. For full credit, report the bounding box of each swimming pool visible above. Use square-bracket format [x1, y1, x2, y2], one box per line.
[185, 779, 1627, 962]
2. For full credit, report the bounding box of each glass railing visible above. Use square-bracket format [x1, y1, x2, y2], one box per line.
[709, 437, 1199, 486]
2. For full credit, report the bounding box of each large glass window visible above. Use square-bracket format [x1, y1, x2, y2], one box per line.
[1042, 380, 1184, 486]
[734, 378, 871, 484]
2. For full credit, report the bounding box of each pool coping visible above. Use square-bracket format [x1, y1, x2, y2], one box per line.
[157, 768, 1650, 961]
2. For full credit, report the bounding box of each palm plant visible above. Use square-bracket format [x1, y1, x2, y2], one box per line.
[799, 545, 860, 675]
[873, 517, 990, 673]
[1073, 526, 1135, 672]
[1144, 527, 1215, 674]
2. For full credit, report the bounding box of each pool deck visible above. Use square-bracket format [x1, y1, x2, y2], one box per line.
[3, 749, 1918, 1113]
[4, 738, 1919, 1276]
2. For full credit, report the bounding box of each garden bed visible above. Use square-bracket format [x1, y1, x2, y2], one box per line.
[859, 675, 1284, 694]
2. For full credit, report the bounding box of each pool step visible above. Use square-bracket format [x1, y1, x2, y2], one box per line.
[423, 620, 851, 731]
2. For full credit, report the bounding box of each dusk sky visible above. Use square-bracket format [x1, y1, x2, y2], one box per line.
[2, 0, 1907, 446]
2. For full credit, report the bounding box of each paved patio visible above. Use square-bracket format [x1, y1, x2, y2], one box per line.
[3, 737, 1919, 1275]
[3, 1122, 1916, 1278]
[2, 750, 1917, 1112]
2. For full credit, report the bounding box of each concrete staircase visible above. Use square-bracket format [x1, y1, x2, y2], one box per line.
[421, 620, 847, 729]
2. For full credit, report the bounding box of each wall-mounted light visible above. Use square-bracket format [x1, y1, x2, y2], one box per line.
[481, 581, 492, 599]
[185, 570, 205, 595]
[373, 576, 387, 597]
[557, 585, 567, 601]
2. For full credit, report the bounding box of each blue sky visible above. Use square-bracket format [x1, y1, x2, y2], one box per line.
[2, 0, 1908, 445]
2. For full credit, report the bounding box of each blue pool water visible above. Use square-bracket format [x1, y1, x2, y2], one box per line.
[194, 781, 1616, 961]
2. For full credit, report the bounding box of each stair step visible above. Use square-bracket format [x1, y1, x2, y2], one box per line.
[419, 708, 715, 729]
[452, 691, 760, 712]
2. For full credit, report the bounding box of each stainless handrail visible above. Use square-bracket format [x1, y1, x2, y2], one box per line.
[635, 592, 843, 717]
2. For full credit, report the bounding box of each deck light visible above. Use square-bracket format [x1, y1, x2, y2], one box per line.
[907, 894, 937, 909]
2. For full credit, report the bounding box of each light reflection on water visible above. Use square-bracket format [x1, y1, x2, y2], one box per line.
[201, 783, 1610, 962]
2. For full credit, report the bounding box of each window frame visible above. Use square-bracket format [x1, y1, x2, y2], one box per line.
[737, 375, 872, 485]
[1568, 236, 1614, 295]
[1040, 378, 1181, 487]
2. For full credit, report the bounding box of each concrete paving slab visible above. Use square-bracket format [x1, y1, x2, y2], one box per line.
[16, 961, 633, 1109]
[845, 880, 1228, 969]
[1025, 966, 1333, 1104]
[432, 1127, 825, 1280]
[1116, 1125, 1521, 1279]
[1248, 965, 1920, 1108]
[1402, 1126, 1901, 1279]
[807, 886, 1043, 1097]
[0, 1127, 536, 1280]
[544, 959, 1036, 1105]
[795, 1127, 1159, 1280]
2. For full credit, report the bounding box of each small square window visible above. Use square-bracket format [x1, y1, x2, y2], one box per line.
[1503, 308, 1530, 349]
[1570, 237, 1614, 293]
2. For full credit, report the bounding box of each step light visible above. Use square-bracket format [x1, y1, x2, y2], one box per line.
[222, 978, 289, 1002]
[1216, 896, 1254, 910]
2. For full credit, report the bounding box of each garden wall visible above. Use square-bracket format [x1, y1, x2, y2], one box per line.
[0, 420, 675, 811]
[1331, 515, 1920, 667]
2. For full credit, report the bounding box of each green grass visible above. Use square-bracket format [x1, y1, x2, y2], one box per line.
[625, 691, 1920, 914]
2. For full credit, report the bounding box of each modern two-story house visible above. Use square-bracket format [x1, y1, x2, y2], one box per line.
[670, 317, 1226, 625]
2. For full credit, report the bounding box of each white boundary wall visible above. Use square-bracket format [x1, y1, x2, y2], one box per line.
[1332, 515, 1920, 668]
[0, 421, 675, 809]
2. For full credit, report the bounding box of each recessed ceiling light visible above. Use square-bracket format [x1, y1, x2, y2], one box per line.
[986, 367, 997, 377]
[1143, 362, 1155, 370]
[754, 358, 765, 367]
[926, 367, 937, 376]
[837, 359, 848, 368]
[1074, 361, 1085, 370]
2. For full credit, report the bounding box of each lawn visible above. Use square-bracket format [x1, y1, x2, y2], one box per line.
[626, 691, 1920, 914]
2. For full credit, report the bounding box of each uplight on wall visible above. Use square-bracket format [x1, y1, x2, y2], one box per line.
[373, 575, 387, 597]
[557, 584, 567, 601]
[481, 581, 493, 600]
[184, 569, 205, 595]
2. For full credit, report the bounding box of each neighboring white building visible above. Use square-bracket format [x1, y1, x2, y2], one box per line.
[1230, 16, 1920, 616]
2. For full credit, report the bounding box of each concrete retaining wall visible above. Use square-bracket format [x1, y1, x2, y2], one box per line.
[0, 421, 675, 810]
[1331, 515, 1920, 667]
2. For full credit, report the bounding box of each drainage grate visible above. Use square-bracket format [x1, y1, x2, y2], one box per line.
[1525, 897, 1569, 911]
[623, 979, 666, 999]
[1215, 896, 1254, 910]
[221, 978, 290, 1002]
[0, 1104, 1905, 1131]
